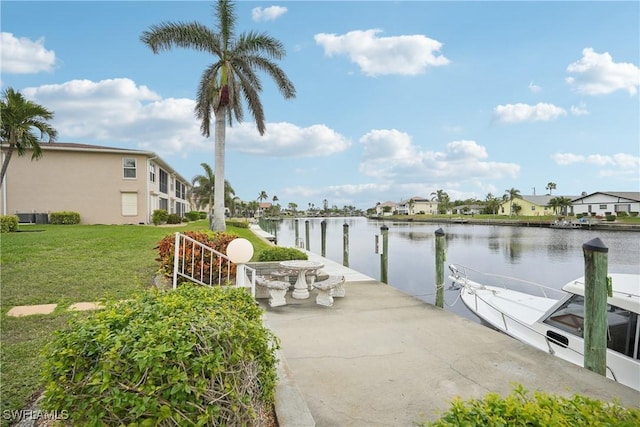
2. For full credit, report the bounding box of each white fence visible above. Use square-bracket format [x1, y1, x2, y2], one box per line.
[172, 232, 255, 296]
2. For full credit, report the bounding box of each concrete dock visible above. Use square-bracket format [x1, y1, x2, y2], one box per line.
[261, 249, 639, 426]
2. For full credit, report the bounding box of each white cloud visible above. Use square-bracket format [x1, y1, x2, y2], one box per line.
[358, 130, 519, 183]
[228, 122, 351, 157]
[0, 32, 56, 74]
[22, 78, 208, 155]
[528, 81, 541, 93]
[314, 29, 450, 76]
[570, 102, 589, 116]
[493, 102, 567, 124]
[251, 6, 287, 22]
[566, 48, 640, 95]
[552, 152, 639, 169]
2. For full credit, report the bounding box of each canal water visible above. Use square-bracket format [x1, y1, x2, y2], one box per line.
[263, 217, 640, 322]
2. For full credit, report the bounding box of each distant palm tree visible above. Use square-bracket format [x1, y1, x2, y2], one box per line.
[430, 190, 450, 214]
[257, 191, 268, 203]
[505, 187, 521, 216]
[546, 182, 557, 195]
[141, 0, 296, 231]
[0, 88, 58, 185]
[407, 198, 415, 215]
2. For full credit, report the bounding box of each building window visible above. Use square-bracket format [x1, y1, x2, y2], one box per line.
[123, 158, 137, 179]
[599, 204, 607, 210]
[121, 192, 138, 216]
[159, 197, 168, 211]
[159, 169, 168, 194]
[531, 206, 536, 211]
[149, 164, 156, 183]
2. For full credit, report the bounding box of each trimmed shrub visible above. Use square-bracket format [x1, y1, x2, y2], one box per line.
[630, 211, 639, 217]
[156, 231, 239, 285]
[257, 246, 308, 262]
[152, 209, 169, 225]
[166, 213, 182, 224]
[616, 211, 628, 217]
[0, 215, 19, 233]
[424, 385, 640, 426]
[199, 211, 208, 219]
[605, 215, 616, 222]
[40, 286, 279, 426]
[184, 211, 201, 221]
[49, 211, 80, 224]
[226, 219, 250, 228]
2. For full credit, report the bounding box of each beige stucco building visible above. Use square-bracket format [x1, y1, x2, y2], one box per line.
[1, 142, 191, 225]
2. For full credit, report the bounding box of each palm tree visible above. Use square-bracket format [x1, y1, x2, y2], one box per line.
[407, 198, 415, 215]
[191, 162, 233, 225]
[430, 190, 450, 214]
[0, 88, 58, 185]
[546, 182, 557, 195]
[505, 187, 521, 216]
[257, 191, 268, 203]
[141, 0, 296, 231]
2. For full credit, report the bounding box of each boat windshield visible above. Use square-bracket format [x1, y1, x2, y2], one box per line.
[543, 295, 639, 360]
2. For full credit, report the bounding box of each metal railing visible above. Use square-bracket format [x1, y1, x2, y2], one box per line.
[172, 232, 255, 296]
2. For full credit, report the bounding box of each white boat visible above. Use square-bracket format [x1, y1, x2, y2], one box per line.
[448, 264, 640, 391]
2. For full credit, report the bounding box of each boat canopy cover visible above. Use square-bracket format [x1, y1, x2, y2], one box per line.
[562, 274, 640, 314]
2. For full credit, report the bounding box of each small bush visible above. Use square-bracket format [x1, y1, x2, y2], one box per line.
[257, 246, 308, 262]
[184, 211, 201, 221]
[166, 213, 182, 224]
[226, 219, 250, 228]
[152, 209, 169, 225]
[425, 384, 640, 426]
[156, 231, 239, 285]
[199, 211, 208, 219]
[40, 286, 279, 426]
[630, 211, 638, 217]
[605, 215, 616, 222]
[616, 211, 628, 217]
[0, 215, 19, 233]
[49, 211, 80, 224]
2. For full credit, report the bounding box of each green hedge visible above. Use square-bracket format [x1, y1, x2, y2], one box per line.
[40, 286, 279, 426]
[226, 219, 250, 228]
[0, 215, 19, 233]
[257, 246, 308, 262]
[152, 209, 169, 225]
[425, 385, 639, 426]
[49, 211, 80, 224]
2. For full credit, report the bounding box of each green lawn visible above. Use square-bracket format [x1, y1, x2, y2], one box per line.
[0, 220, 270, 424]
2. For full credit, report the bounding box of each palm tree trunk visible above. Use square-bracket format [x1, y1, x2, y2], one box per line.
[211, 109, 227, 231]
[0, 145, 15, 186]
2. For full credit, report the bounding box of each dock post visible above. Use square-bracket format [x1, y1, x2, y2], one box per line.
[305, 220, 310, 251]
[380, 225, 389, 284]
[582, 237, 608, 377]
[321, 220, 327, 257]
[435, 228, 445, 308]
[343, 223, 349, 267]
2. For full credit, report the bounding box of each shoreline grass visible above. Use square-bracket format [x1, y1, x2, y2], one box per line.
[0, 220, 270, 425]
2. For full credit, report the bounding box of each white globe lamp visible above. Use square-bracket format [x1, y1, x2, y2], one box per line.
[226, 238, 255, 295]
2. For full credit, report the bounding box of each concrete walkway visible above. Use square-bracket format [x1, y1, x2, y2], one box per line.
[261, 249, 639, 426]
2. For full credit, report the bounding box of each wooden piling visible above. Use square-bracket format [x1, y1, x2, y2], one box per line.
[343, 223, 349, 267]
[582, 237, 608, 377]
[380, 225, 389, 284]
[435, 228, 445, 308]
[305, 220, 310, 251]
[321, 220, 327, 257]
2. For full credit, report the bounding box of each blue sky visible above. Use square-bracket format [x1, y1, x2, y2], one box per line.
[2, 1, 639, 210]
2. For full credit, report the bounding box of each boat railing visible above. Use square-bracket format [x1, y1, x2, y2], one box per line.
[448, 264, 566, 300]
